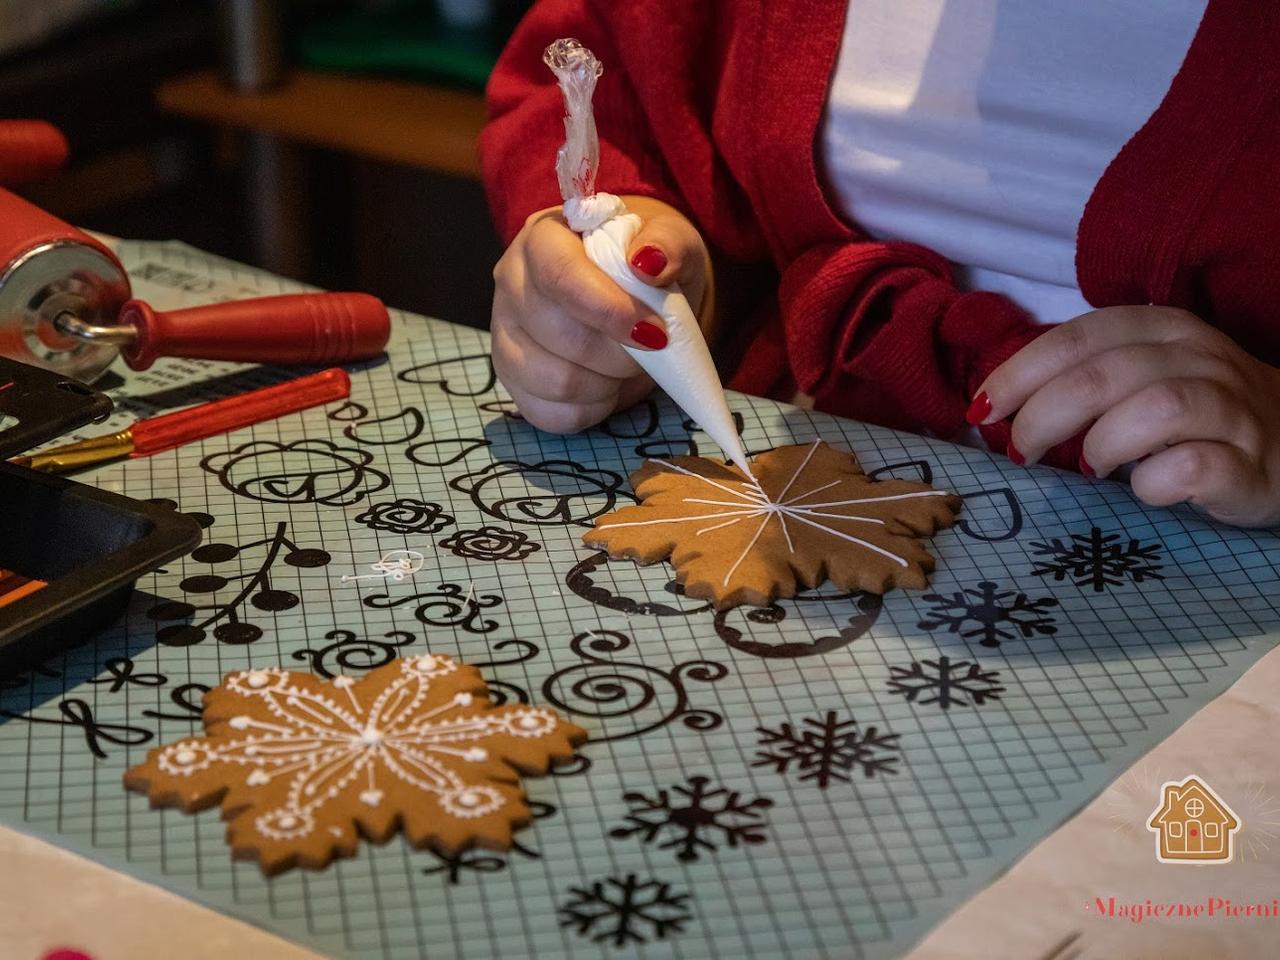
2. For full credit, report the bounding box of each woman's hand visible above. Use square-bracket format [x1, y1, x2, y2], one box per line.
[972, 306, 1280, 527]
[490, 195, 710, 434]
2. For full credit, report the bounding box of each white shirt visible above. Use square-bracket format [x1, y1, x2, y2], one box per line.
[821, 0, 1207, 324]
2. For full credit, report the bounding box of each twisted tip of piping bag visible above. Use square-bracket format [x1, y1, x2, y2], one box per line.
[564, 193, 626, 233]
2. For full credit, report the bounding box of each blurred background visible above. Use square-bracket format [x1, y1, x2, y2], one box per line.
[0, 0, 531, 330]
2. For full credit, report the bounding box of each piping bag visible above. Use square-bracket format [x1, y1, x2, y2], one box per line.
[543, 38, 753, 478]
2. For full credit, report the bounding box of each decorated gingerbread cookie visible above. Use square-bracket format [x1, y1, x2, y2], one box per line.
[123, 654, 586, 875]
[584, 440, 962, 608]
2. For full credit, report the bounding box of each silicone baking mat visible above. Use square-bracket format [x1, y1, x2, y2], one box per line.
[2, 240, 1278, 959]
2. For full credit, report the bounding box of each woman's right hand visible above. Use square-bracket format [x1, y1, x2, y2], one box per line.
[491, 196, 710, 433]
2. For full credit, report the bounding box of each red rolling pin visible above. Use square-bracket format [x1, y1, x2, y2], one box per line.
[0, 120, 69, 186]
[0, 121, 391, 383]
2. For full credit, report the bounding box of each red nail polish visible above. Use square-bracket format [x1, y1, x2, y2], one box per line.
[630, 245, 667, 277]
[965, 391, 992, 425]
[1007, 441, 1026, 466]
[630, 320, 668, 350]
[1079, 455, 1096, 478]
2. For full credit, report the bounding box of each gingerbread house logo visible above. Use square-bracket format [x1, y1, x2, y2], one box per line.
[1147, 776, 1239, 864]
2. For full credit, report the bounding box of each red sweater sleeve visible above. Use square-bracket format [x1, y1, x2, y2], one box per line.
[764, 239, 1077, 467]
[480, 1, 683, 243]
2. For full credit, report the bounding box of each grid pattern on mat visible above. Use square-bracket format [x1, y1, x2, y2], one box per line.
[0, 240, 1277, 960]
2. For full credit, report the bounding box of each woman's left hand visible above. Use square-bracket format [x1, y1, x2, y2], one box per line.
[973, 305, 1280, 528]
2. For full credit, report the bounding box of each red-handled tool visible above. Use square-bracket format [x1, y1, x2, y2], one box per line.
[59, 293, 391, 371]
[10, 367, 352, 472]
[0, 120, 69, 186]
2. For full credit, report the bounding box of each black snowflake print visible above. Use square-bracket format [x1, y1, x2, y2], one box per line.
[145, 521, 331, 646]
[886, 657, 1005, 709]
[201, 438, 390, 507]
[438, 526, 541, 562]
[753, 711, 901, 788]
[559, 874, 692, 947]
[1030, 527, 1165, 592]
[609, 775, 772, 862]
[917, 581, 1059, 648]
[354, 497, 453, 535]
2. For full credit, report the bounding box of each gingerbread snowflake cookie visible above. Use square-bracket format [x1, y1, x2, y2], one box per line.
[584, 440, 962, 608]
[123, 654, 586, 875]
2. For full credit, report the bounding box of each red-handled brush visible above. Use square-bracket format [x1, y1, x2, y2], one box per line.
[12, 367, 351, 473]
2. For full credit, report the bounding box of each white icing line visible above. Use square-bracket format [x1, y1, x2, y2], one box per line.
[788, 512, 909, 567]
[340, 685, 360, 714]
[682, 497, 768, 508]
[695, 515, 751, 537]
[285, 697, 339, 726]
[597, 508, 762, 529]
[774, 439, 823, 503]
[230, 718, 294, 736]
[781, 478, 841, 506]
[646, 458, 765, 503]
[792, 490, 951, 509]
[722, 513, 775, 586]
[784, 508, 887, 526]
[777, 511, 795, 553]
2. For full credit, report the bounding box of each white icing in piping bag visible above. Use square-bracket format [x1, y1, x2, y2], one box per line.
[543, 38, 753, 478]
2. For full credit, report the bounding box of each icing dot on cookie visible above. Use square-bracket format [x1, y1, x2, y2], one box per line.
[455, 692, 472, 706]
[518, 714, 542, 730]
[174, 748, 197, 765]
[359, 726, 382, 746]
[333, 676, 355, 689]
[465, 747, 488, 762]
[246, 671, 269, 689]
[229, 716, 251, 730]
[458, 791, 480, 807]
[279, 815, 298, 828]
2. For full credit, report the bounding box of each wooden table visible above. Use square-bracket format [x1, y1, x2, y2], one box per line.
[157, 68, 488, 178]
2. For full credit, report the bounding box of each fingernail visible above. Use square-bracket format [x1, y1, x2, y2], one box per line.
[630, 320, 668, 350]
[965, 391, 992, 425]
[1007, 441, 1026, 466]
[630, 245, 667, 277]
[1079, 455, 1096, 478]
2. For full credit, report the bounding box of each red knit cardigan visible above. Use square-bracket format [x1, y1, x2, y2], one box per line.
[480, 0, 1280, 468]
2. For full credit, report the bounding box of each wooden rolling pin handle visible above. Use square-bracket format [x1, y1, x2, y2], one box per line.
[118, 292, 391, 371]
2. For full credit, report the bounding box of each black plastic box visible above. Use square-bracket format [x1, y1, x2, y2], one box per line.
[0, 358, 201, 671]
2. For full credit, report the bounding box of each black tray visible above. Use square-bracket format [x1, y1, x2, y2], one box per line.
[0, 356, 113, 457]
[0, 358, 201, 671]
